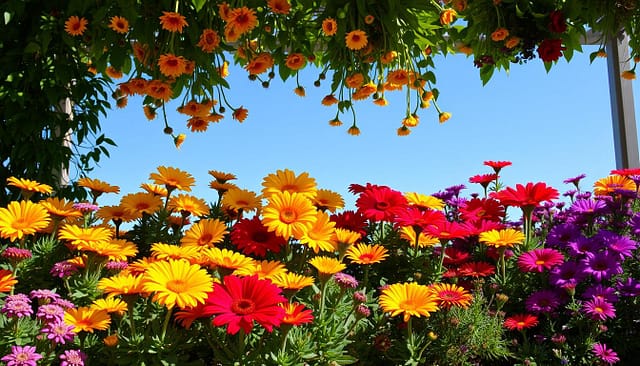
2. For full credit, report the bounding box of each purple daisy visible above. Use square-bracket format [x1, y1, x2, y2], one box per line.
[616, 277, 640, 297]
[30, 289, 61, 304]
[1, 295, 33, 318]
[1, 345, 43, 366]
[630, 213, 640, 236]
[525, 289, 563, 313]
[569, 198, 608, 216]
[582, 284, 619, 303]
[566, 236, 603, 257]
[576, 191, 592, 200]
[582, 297, 616, 320]
[333, 272, 358, 289]
[53, 298, 76, 309]
[431, 190, 454, 202]
[549, 260, 588, 289]
[601, 232, 637, 260]
[563, 189, 577, 201]
[545, 223, 583, 249]
[59, 349, 87, 366]
[563, 174, 586, 188]
[592, 343, 620, 364]
[36, 304, 65, 322]
[72, 202, 99, 213]
[518, 248, 564, 273]
[445, 184, 466, 198]
[581, 251, 623, 282]
[50, 261, 79, 278]
[41, 320, 76, 345]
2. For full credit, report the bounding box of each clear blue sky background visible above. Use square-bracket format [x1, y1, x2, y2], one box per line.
[88, 46, 639, 209]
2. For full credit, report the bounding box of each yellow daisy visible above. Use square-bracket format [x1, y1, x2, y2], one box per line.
[0, 200, 51, 242]
[379, 282, 440, 322]
[208, 170, 237, 183]
[479, 228, 525, 248]
[168, 194, 209, 217]
[270, 272, 315, 291]
[6, 177, 53, 198]
[400, 227, 440, 247]
[308, 256, 346, 280]
[404, 192, 445, 210]
[180, 218, 228, 247]
[98, 273, 146, 298]
[77, 177, 120, 201]
[120, 192, 163, 215]
[140, 183, 168, 197]
[221, 188, 261, 213]
[346, 243, 389, 265]
[202, 247, 255, 274]
[151, 243, 201, 262]
[261, 191, 317, 239]
[39, 198, 83, 220]
[64, 307, 111, 333]
[261, 169, 317, 199]
[58, 224, 112, 250]
[142, 259, 213, 309]
[298, 211, 337, 253]
[312, 189, 345, 213]
[91, 297, 128, 315]
[149, 166, 195, 192]
[234, 260, 287, 280]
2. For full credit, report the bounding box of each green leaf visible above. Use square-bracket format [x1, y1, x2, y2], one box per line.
[192, 0, 207, 12]
[480, 66, 494, 85]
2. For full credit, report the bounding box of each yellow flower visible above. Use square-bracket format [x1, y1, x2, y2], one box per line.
[120, 192, 163, 215]
[208, 170, 237, 183]
[91, 297, 128, 315]
[6, 177, 53, 197]
[142, 259, 213, 309]
[58, 224, 112, 250]
[308, 256, 346, 277]
[151, 243, 201, 261]
[347, 125, 361, 136]
[439, 9, 457, 26]
[221, 188, 261, 213]
[82, 239, 138, 262]
[202, 247, 255, 273]
[96, 205, 141, 225]
[140, 183, 168, 197]
[64, 307, 111, 333]
[270, 272, 315, 291]
[0, 269, 18, 293]
[77, 177, 120, 200]
[158, 53, 188, 78]
[593, 175, 636, 195]
[98, 273, 145, 297]
[234, 260, 287, 279]
[168, 194, 209, 217]
[429, 283, 472, 309]
[346, 243, 389, 265]
[180, 218, 228, 247]
[262, 191, 318, 239]
[0, 200, 50, 242]
[345, 29, 368, 50]
[298, 211, 337, 253]
[312, 189, 344, 213]
[400, 227, 440, 247]
[404, 192, 445, 210]
[479, 228, 525, 248]
[262, 169, 318, 199]
[397, 126, 411, 136]
[439, 112, 451, 123]
[149, 166, 195, 192]
[621, 69, 636, 80]
[379, 282, 440, 322]
[40, 198, 83, 220]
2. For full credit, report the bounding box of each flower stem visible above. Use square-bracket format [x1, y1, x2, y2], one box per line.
[160, 307, 173, 342]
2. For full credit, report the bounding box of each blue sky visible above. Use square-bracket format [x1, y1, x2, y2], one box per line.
[89, 46, 638, 209]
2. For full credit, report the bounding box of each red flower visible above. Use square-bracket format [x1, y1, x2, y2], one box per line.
[468, 173, 498, 188]
[459, 198, 505, 223]
[330, 210, 368, 238]
[465, 219, 505, 236]
[611, 168, 640, 176]
[483, 160, 512, 174]
[356, 186, 407, 222]
[394, 207, 447, 232]
[348, 182, 389, 195]
[548, 10, 567, 33]
[425, 220, 471, 241]
[537, 39, 565, 63]
[442, 247, 470, 266]
[490, 182, 559, 211]
[281, 302, 314, 326]
[458, 261, 496, 277]
[175, 301, 214, 329]
[207, 275, 286, 335]
[231, 217, 286, 257]
[504, 313, 539, 331]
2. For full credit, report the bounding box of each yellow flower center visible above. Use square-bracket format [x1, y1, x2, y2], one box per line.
[399, 299, 417, 311]
[231, 298, 256, 315]
[595, 306, 604, 313]
[166, 279, 188, 293]
[535, 260, 545, 265]
[11, 218, 29, 230]
[280, 209, 297, 224]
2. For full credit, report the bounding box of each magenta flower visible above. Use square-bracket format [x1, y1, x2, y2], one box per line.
[592, 343, 620, 364]
[549, 260, 587, 289]
[36, 304, 65, 322]
[518, 248, 564, 272]
[1, 345, 43, 366]
[1, 295, 33, 318]
[41, 320, 76, 345]
[60, 349, 87, 366]
[30, 289, 61, 303]
[525, 289, 562, 314]
[333, 272, 358, 289]
[582, 297, 616, 321]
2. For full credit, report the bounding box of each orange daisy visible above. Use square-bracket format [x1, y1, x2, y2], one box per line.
[322, 18, 337, 36]
[346, 243, 389, 265]
[168, 194, 210, 217]
[285, 53, 306, 70]
[149, 166, 195, 192]
[208, 170, 237, 183]
[245, 52, 274, 75]
[232, 107, 249, 122]
[120, 192, 163, 215]
[145, 79, 174, 101]
[0, 269, 18, 293]
[159, 11, 189, 33]
[64, 16, 88, 36]
[225, 6, 258, 35]
[108, 16, 129, 34]
[593, 175, 636, 196]
[345, 30, 368, 50]
[267, 0, 291, 14]
[197, 29, 220, 53]
[158, 53, 188, 78]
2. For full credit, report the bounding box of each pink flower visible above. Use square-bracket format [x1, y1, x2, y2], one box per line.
[518, 248, 564, 272]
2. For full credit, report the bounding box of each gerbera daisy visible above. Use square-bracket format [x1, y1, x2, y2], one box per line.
[57, 224, 112, 250]
[518, 248, 564, 273]
[222, 188, 261, 213]
[281, 302, 314, 325]
[267, 0, 291, 14]
[180, 218, 228, 248]
[40, 197, 82, 221]
[404, 192, 445, 211]
[197, 28, 220, 53]
[285, 53, 307, 70]
[149, 166, 195, 192]
[120, 192, 163, 215]
[346, 243, 388, 265]
[387, 69, 410, 85]
[262, 191, 317, 239]
[468, 173, 498, 189]
[479, 228, 525, 248]
[429, 283, 473, 309]
[379, 282, 440, 322]
[168, 194, 209, 217]
[142, 259, 213, 309]
[262, 169, 317, 199]
[345, 73, 365, 88]
[96, 205, 140, 226]
[394, 206, 447, 232]
[425, 220, 471, 241]
[321, 94, 339, 107]
[0, 269, 18, 293]
[232, 106, 249, 122]
[0, 200, 50, 242]
[460, 198, 505, 223]
[158, 53, 188, 78]
[331, 210, 368, 237]
[207, 275, 286, 334]
[525, 289, 562, 314]
[98, 273, 145, 297]
[140, 183, 168, 197]
[593, 174, 636, 196]
[270, 272, 315, 292]
[84, 239, 138, 262]
[108, 16, 129, 34]
[64, 307, 111, 333]
[209, 170, 237, 183]
[245, 52, 274, 75]
[322, 17, 337, 36]
[483, 160, 512, 174]
[313, 189, 345, 213]
[491, 182, 559, 212]
[581, 251, 623, 282]
[345, 29, 368, 50]
[234, 260, 287, 280]
[6, 176, 53, 197]
[91, 297, 128, 315]
[64, 15, 88, 36]
[503, 313, 538, 331]
[592, 343, 620, 365]
[308, 256, 346, 281]
[458, 261, 496, 277]
[151, 243, 201, 262]
[159, 11, 188, 33]
[298, 211, 337, 253]
[77, 177, 120, 200]
[356, 185, 407, 222]
[230, 217, 286, 257]
[400, 226, 440, 247]
[145, 79, 174, 101]
[202, 247, 255, 275]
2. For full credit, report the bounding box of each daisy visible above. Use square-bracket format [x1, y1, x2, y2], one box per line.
[267, 0, 291, 14]
[0, 200, 50, 242]
[298, 211, 337, 253]
[0, 269, 18, 293]
[120, 192, 163, 215]
[483, 160, 512, 174]
[40, 198, 83, 220]
[503, 313, 538, 331]
[234, 260, 287, 280]
[1, 345, 43, 365]
[64, 307, 111, 333]
[281, 302, 314, 325]
[356, 185, 407, 222]
[346, 243, 389, 265]
[345, 29, 368, 50]
[581, 251, 623, 282]
[230, 217, 286, 257]
[518, 248, 564, 273]
[91, 297, 128, 315]
[261, 191, 317, 239]
[593, 174, 636, 196]
[151, 243, 201, 262]
[181, 218, 228, 248]
[158, 53, 188, 78]
[479, 228, 525, 248]
[458, 261, 496, 277]
[491, 182, 559, 211]
[202, 247, 255, 275]
[222, 188, 261, 213]
[64, 16, 88, 36]
[98, 273, 145, 297]
[149, 166, 195, 192]
[331, 210, 368, 237]
[208, 170, 237, 184]
[429, 283, 472, 309]
[197, 29, 220, 53]
[159, 11, 188, 33]
[322, 18, 337, 36]
[96, 205, 140, 225]
[262, 169, 317, 199]
[379, 282, 440, 322]
[57, 224, 112, 250]
[404, 192, 445, 211]
[592, 343, 620, 365]
[142, 259, 213, 309]
[232, 106, 249, 122]
[6, 176, 53, 197]
[313, 189, 345, 213]
[308, 256, 346, 281]
[168, 194, 209, 217]
[225, 6, 258, 36]
[108, 16, 129, 34]
[582, 297, 616, 320]
[270, 272, 314, 292]
[525, 289, 562, 313]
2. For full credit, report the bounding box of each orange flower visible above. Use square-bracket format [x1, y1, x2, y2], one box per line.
[491, 27, 509, 42]
[225, 6, 258, 36]
[109, 16, 129, 34]
[387, 69, 410, 85]
[439, 112, 452, 123]
[232, 107, 248, 122]
[146, 80, 173, 101]
[345, 73, 364, 88]
[294, 86, 306, 97]
[505, 36, 521, 49]
[159, 11, 189, 33]
[158, 53, 187, 78]
[218, 61, 230, 78]
[621, 70, 636, 80]
[268, 0, 291, 14]
[347, 125, 360, 136]
[321, 94, 338, 106]
[143, 105, 157, 120]
[197, 29, 220, 53]
[245, 53, 274, 75]
[65, 16, 88, 36]
[322, 18, 338, 36]
[364, 15, 375, 24]
[285, 53, 306, 70]
[397, 126, 411, 136]
[440, 9, 457, 25]
[380, 51, 397, 64]
[0, 269, 18, 293]
[132, 42, 150, 64]
[345, 29, 368, 50]
[218, 2, 232, 21]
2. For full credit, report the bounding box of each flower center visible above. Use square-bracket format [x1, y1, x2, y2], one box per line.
[16, 353, 29, 361]
[535, 260, 545, 265]
[166, 279, 187, 293]
[231, 298, 256, 315]
[280, 209, 297, 224]
[375, 202, 389, 210]
[11, 218, 29, 230]
[594, 306, 604, 313]
[359, 253, 374, 263]
[198, 233, 213, 245]
[251, 231, 269, 243]
[399, 300, 417, 311]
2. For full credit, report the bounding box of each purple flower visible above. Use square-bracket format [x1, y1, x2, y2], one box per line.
[333, 272, 358, 289]
[1, 295, 33, 318]
[566, 236, 602, 257]
[30, 289, 61, 304]
[50, 261, 79, 278]
[356, 304, 371, 318]
[73, 202, 99, 213]
[582, 284, 619, 303]
[616, 277, 640, 297]
[59, 349, 87, 366]
[549, 260, 588, 289]
[563, 189, 577, 200]
[545, 223, 583, 248]
[569, 199, 608, 216]
[36, 304, 64, 322]
[592, 343, 620, 364]
[576, 191, 592, 200]
[445, 184, 466, 197]
[563, 174, 586, 188]
[2, 247, 33, 260]
[105, 261, 129, 271]
[1, 345, 43, 366]
[53, 298, 76, 309]
[582, 297, 616, 320]
[582, 251, 623, 282]
[602, 233, 637, 260]
[630, 213, 640, 236]
[432, 190, 454, 202]
[525, 289, 562, 313]
[41, 320, 76, 345]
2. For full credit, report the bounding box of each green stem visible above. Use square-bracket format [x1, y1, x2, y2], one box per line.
[160, 307, 173, 342]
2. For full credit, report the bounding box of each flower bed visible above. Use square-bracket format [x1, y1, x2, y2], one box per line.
[1, 162, 639, 365]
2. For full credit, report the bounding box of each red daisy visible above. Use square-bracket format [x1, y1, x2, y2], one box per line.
[230, 217, 286, 257]
[468, 173, 498, 188]
[517, 248, 564, 273]
[355, 186, 408, 222]
[393, 207, 447, 232]
[425, 220, 471, 241]
[465, 219, 505, 236]
[280, 302, 314, 326]
[610, 168, 640, 176]
[483, 160, 512, 174]
[206, 275, 286, 335]
[442, 248, 471, 266]
[490, 182, 559, 212]
[459, 198, 505, 224]
[458, 261, 496, 277]
[348, 182, 389, 195]
[330, 210, 368, 238]
[504, 313, 539, 331]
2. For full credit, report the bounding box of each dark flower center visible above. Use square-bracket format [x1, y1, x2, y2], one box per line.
[231, 298, 256, 315]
